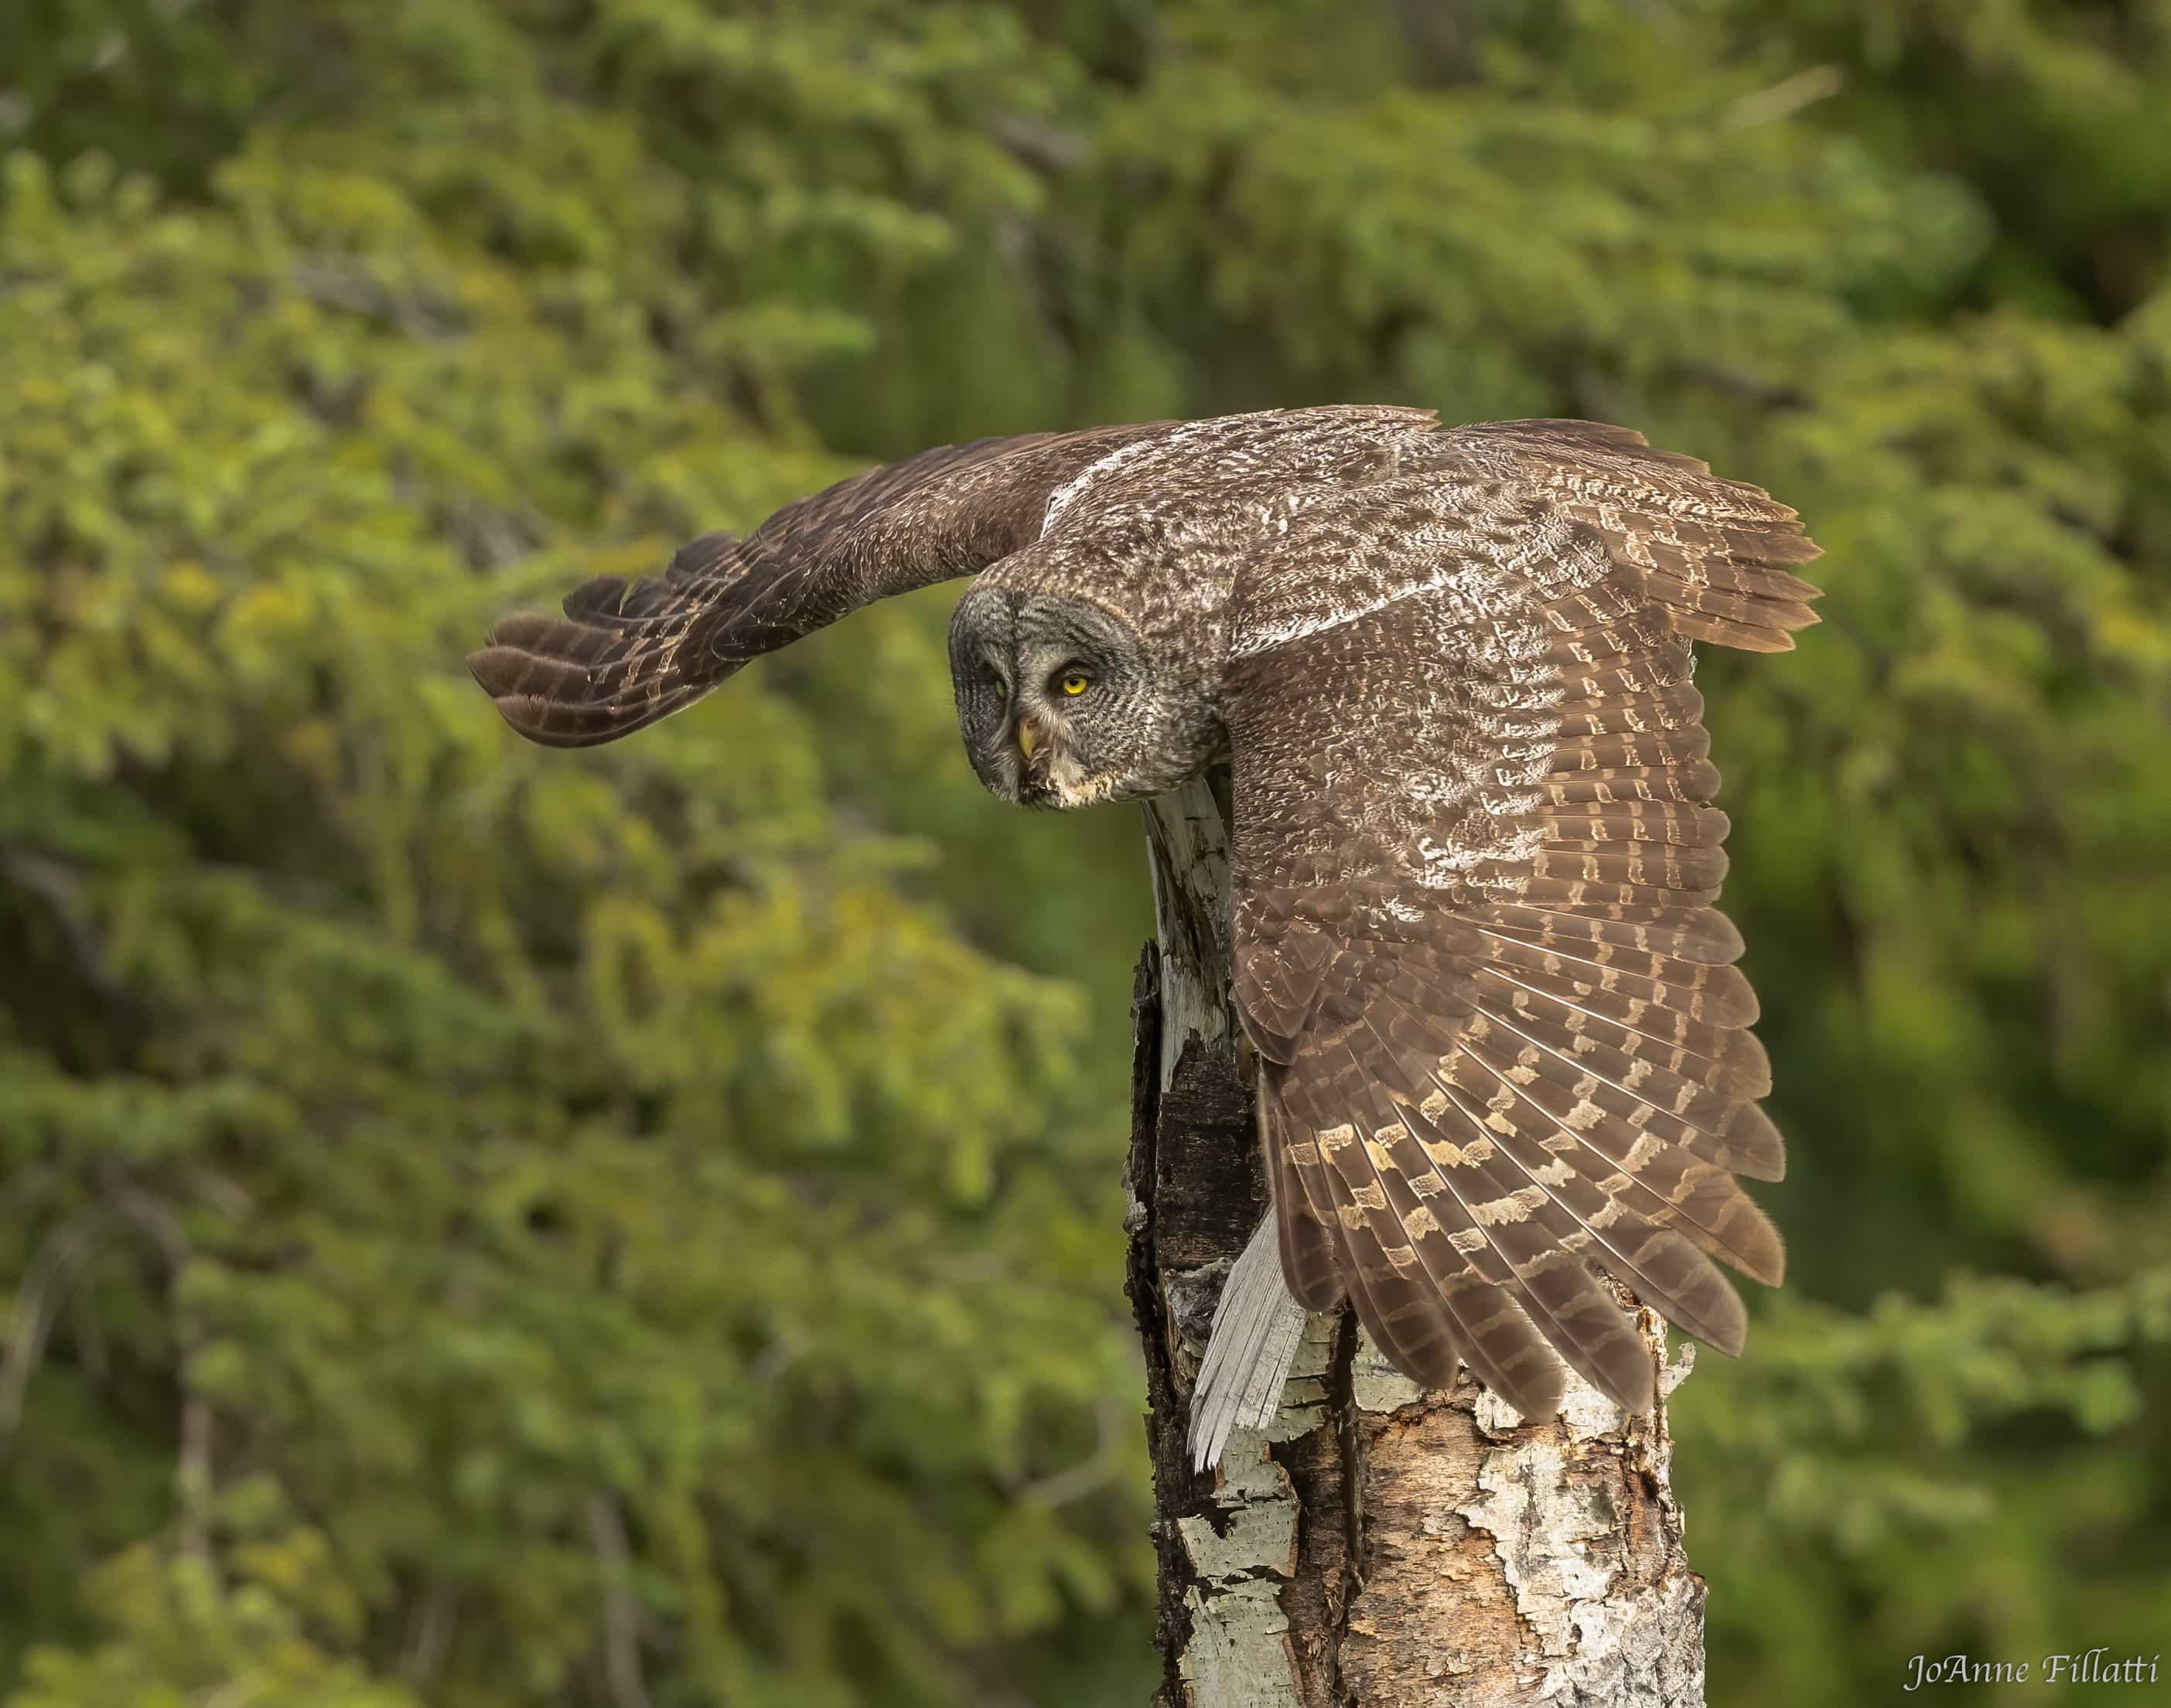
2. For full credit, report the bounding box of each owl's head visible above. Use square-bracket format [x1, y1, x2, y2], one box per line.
[947, 583, 1212, 810]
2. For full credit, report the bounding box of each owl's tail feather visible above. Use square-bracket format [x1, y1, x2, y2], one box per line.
[1188, 1216, 1311, 1472]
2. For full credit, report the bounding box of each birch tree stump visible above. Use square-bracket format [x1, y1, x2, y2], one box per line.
[1125, 774, 1708, 1708]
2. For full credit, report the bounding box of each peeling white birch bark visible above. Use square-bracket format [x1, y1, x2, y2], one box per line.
[1128, 774, 1708, 1708]
[1340, 1325, 1705, 1706]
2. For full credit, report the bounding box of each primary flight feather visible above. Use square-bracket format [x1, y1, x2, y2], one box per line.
[470, 406, 1820, 1427]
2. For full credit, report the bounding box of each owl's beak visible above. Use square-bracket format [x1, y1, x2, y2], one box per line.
[1014, 714, 1043, 762]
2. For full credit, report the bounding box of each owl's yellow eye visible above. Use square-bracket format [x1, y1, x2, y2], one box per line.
[1058, 670, 1091, 697]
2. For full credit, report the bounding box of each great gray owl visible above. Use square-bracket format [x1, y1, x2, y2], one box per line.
[469, 407, 1820, 1443]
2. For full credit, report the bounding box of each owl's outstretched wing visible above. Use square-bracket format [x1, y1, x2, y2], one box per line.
[469, 425, 1167, 747]
[1224, 420, 1820, 1420]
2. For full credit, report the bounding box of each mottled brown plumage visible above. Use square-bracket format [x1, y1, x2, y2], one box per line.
[470, 407, 1821, 1420]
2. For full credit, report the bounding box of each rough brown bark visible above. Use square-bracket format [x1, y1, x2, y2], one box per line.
[1125, 775, 1707, 1708]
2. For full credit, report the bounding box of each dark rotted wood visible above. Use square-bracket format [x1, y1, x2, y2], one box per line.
[1121, 943, 1193, 1706]
[1146, 1032, 1264, 1273]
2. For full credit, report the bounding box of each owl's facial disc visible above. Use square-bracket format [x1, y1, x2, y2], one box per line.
[949, 587, 1155, 810]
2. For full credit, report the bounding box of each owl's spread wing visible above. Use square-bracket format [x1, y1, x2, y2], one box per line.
[469, 424, 1168, 746]
[1225, 421, 1819, 1419]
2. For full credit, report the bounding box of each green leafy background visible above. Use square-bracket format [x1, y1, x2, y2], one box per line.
[2, 2, 2166, 1703]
